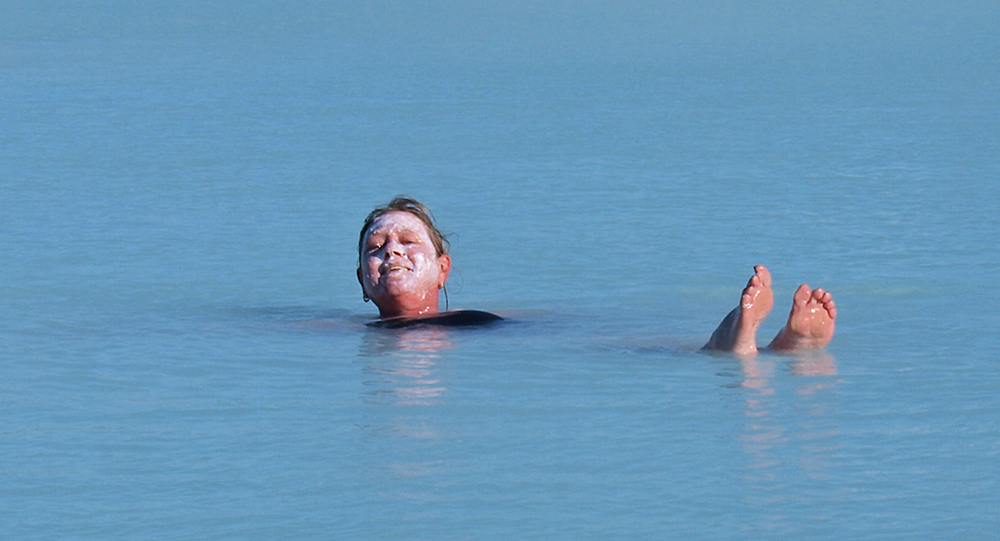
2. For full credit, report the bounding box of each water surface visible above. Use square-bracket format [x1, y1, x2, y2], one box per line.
[2, 2, 999, 539]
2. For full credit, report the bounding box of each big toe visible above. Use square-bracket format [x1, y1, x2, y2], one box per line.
[755, 265, 772, 287]
[793, 284, 812, 305]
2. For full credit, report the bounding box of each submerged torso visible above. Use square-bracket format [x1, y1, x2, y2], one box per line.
[367, 310, 503, 329]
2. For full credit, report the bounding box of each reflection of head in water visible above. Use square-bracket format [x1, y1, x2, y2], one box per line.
[357, 197, 452, 319]
[359, 326, 455, 357]
[360, 326, 455, 406]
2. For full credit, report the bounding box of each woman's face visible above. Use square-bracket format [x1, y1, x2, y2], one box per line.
[358, 211, 451, 316]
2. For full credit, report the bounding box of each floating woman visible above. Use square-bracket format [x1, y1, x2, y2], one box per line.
[357, 197, 836, 351]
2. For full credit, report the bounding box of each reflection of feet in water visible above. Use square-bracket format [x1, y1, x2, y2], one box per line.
[790, 350, 837, 377]
[769, 284, 837, 352]
[705, 265, 774, 355]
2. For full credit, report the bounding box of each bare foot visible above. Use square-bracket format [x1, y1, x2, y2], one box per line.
[768, 284, 836, 352]
[704, 265, 774, 355]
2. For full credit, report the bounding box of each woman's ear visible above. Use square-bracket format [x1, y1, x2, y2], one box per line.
[437, 254, 452, 288]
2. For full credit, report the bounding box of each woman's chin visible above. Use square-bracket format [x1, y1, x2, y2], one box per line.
[379, 278, 437, 296]
[378, 283, 418, 299]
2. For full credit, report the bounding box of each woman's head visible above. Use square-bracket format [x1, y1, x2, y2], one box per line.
[358, 197, 449, 264]
[357, 197, 452, 318]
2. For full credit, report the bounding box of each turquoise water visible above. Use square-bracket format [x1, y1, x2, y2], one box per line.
[3, 2, 999, 538]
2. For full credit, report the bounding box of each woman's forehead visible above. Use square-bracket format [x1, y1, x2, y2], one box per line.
[367, 211, 431, 236]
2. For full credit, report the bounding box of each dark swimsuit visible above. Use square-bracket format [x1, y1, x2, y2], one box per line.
[367, 310, 503, 329]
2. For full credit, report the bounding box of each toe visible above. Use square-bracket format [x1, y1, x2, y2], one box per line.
[755, 265, 772, 287]
[794, 284, 811, 304]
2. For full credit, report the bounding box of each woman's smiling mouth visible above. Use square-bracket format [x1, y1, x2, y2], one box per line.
[382, 264, 410, 273]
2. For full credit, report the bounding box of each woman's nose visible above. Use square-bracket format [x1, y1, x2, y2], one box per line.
[384, 239, 404, 256]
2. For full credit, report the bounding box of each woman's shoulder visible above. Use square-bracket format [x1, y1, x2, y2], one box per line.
[368, 310, 503, 329]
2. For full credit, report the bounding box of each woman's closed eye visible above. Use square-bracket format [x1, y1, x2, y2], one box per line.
[365, 235, 386, 252]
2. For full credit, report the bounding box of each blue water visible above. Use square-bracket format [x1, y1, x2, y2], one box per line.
[3, 2, 999, 539]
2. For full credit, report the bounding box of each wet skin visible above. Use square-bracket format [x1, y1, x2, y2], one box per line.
[357, 211, 451, 319]
[704, 265, 836, 355]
